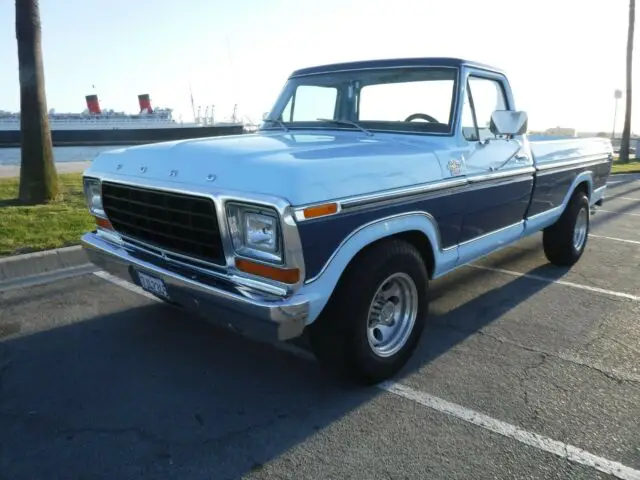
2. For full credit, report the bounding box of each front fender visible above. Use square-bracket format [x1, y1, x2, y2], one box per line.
[298, 212, 458, 324]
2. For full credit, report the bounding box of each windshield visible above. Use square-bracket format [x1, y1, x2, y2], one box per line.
[262, 66, 458, 135]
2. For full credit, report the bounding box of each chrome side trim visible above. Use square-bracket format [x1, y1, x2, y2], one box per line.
[293, 167, 534, 222]
[304, 211, 444, 285]
[341, 178, 468, 210]
[535, 155, 610, 173]
[455, 221, 526, 270]
[466, 167, 535, 183]
[292, 178, 467, 222]
[526, 206, 562, 222]
[457, 220, 524, 247]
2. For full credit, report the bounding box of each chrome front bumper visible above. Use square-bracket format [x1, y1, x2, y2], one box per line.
[81, 232, 309, 341]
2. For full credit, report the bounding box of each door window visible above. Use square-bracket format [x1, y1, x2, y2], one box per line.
[462, 76, 508, 141]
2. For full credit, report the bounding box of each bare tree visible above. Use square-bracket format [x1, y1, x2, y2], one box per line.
[620, 0, 636, 163]
[15, 0, 58, 204]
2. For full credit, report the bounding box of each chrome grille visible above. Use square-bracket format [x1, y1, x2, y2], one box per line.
[101, 182, 225, 266]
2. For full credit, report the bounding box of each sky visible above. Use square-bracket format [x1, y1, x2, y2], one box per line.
[0, 0, 636, 133]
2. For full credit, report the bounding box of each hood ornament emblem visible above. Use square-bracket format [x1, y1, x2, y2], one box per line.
[207, 174, 217, 182]
[169, 170, 178, 177]
[139, 166, 147, 173]
[116, 163, 123, 170]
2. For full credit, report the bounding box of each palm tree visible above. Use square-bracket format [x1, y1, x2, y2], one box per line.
[15, 0, 58, 204]
[620, 0, 636, 163]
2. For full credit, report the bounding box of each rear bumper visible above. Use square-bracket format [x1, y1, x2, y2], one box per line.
[81, 232, 309, 341]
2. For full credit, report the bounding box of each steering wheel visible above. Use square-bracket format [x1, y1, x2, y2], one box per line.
[404, 113, 439, 123]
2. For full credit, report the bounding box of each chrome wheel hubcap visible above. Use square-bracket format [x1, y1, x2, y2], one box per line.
[366, 272, 418, 358]
[573, 207, 588, 251]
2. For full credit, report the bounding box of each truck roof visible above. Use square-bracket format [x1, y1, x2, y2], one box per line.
[290, 57, 505, 78]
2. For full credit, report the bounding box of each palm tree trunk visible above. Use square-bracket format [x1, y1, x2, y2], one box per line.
[15, 0, 58, 204]
[620, 0, 636, 163]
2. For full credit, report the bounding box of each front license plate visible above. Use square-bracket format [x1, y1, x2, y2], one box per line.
[137, 271, 170, 300]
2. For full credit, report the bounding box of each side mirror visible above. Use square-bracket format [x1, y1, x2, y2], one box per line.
[489, 110, 528, 137]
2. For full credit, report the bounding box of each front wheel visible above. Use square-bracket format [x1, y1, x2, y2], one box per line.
[308, 239, 429, 385]
[542, 190, 590, 267]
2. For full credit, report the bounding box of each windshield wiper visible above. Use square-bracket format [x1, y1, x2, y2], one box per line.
[262, 117, 289, 132]
[316, 118, 373, 136]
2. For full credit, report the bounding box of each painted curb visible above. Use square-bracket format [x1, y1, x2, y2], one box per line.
[0, 245, 90, 284]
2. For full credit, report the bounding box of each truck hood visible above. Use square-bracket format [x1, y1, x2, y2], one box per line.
[86, 130, 449, 206]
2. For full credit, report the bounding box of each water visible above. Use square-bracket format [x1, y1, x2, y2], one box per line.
[0, 145, 133, 166]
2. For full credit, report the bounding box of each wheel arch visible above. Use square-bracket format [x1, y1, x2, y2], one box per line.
[301, 212, 451, 325]
[573, 178, 591, 199]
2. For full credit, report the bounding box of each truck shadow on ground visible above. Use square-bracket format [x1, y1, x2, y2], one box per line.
[605, 183, 640, 201]
[0, 248, 571, 479]
[591, 197, 640, 231]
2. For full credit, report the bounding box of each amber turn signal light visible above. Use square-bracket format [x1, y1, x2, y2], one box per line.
[303, 203, 338, 219]
[95, 216, 114, 230]
[235, 258, 300, 284]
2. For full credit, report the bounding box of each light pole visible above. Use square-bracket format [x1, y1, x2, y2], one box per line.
[613, 89, 623, 141]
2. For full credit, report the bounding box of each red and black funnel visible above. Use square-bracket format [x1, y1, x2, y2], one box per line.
[138, 94, 153, 113]
[85, 94, 101, 114]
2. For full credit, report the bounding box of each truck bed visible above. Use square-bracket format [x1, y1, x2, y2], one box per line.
[528, 136, 612, 168]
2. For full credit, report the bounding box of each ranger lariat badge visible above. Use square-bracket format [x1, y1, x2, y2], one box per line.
[447, 158, 462, 176]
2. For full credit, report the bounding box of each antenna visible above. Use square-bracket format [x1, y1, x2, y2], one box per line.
[188, 82, 196, 122]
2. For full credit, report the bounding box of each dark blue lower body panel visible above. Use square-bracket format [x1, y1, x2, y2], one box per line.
[298, 176, 533, 279]
[459, 177, 533, 243]
[528, 161, 611, 217]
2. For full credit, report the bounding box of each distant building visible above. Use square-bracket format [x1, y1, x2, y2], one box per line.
[544, 126, 577, 137]
[528, 126, 578, 141]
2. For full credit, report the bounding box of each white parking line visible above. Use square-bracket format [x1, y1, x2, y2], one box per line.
[0, 264, 97, 293]
[468, 265, 640, 301]
[590, 234, 640, 245]
[92, 270, 163, 303]
[614, 196, 640, 201]
[93, 266, 640, 479]
[379, 382, 640, 480]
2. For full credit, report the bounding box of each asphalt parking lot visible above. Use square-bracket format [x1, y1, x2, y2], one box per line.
[1, 175, 640, 480]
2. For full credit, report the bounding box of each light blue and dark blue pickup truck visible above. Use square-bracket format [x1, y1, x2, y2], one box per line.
[81, 57, 614, 384]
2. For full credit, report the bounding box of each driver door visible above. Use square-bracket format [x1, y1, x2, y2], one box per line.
[457, 74, 534, 256]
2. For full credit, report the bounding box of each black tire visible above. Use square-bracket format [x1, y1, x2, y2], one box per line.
[307, 239, 429, 385]
[542, 190, 590, 267]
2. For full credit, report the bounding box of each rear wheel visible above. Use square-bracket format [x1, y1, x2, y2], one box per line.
[542, 190, 590, 267]
[308, 239, 429, 385]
